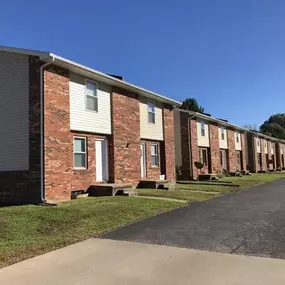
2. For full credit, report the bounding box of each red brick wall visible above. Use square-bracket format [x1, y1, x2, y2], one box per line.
[163, 105, 175, 181]
[44, 66, 72, 201]
[209, 124, 221, 174]
[180, 112, 191, 179]
[241, 133, 247, 171]
[112, 88, 141, 184]
[227, 129, 236, 172]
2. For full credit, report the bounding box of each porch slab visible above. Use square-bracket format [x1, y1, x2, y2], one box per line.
[137, 180, 170, 189]
[87, 183, 133, 197]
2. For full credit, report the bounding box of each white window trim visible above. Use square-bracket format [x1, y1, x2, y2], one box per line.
[221, 127, 225, 140]
[73, 136, 87, 169]
[151, 143, 159, 167]
[85, 79, 98, 113]
[147, 100, 156, 124]
[200, 120, 205, 137]
[236, 132, 240, 143]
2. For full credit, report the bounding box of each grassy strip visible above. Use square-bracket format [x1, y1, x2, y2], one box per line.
[137, 189, 219, 202]
[0, 197, 182, 268]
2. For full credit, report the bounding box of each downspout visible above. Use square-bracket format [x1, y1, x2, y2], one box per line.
[40, 56, 55, 202]
[187, 115, 196, 179]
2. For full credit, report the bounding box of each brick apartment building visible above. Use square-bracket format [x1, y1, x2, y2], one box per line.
[174, 109, 247, 179]
[247, 131, 281, 172]
[276, 141, 285, 170]
[0, 46, 179, 204]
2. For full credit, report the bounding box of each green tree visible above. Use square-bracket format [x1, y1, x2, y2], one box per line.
[260, 113, 285, 139]
[180, 98, 204, 113]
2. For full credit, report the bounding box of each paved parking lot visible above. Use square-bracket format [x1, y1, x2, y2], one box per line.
[103, 179, 285, 259]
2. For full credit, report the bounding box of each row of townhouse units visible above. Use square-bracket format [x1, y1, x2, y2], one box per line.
[0, 46, 179, 204]
[174, 109, 285, 179]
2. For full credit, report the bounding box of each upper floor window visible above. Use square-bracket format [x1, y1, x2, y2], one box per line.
[257, 139, 260, 146]
[86, 80, 98, 111]
[74, 137, 87, 169]
[147, 101, 155, 123]
[236, 132, 239, 143]
[221, 127, 225, 140]
[201, 120, 205, 136]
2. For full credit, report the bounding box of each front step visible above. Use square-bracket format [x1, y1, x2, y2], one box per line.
[87, 183, 134, 196]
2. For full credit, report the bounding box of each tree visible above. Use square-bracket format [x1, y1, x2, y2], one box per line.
[180, 98, 204, 113]
[260, 113, 285, 139]
[242, 124, 259, 131]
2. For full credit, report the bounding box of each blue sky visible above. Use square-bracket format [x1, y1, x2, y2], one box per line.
[1, 0, 285, 127]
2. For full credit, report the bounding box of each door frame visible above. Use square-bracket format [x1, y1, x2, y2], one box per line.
[140, 143, 146, 178]
[95, 138, 109, 182]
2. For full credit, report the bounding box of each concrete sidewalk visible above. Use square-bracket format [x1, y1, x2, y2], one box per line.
[0, 238, 285, 285]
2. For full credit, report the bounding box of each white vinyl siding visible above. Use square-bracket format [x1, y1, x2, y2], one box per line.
[270, 142, 274, 155]
[197, 120, 209, 147]
[70, 73, 111, 134]
[219, 127, 228, 149]
[140, 96, 163, 141]
[256, 137, 261, 153]
[0, 51, 29, 171]
[263, 139, 268, 154]
[235, 132, 242, 151]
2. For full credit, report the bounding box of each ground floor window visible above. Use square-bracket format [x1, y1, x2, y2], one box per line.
[74, 137, 87, 169]
[151, 144, 159, 166]
[198, 148, 208, 166]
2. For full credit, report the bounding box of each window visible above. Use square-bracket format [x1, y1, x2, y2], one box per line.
[236, 132, 239, 143]
[151, 144, 158, 166]
[236, 152, 241, 165]
[147, 101, 155, 123]
[257, 139, 260, 146]
[201, 120, 205, 136]
[221, 127, 225, 140]
[199, 148, 208, 166]
[74, 137, 87, 169]
[86, 80, 98, 111]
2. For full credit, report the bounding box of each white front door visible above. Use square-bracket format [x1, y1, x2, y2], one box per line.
[96, 139, 109, 182]
[140, 144, 146, 178]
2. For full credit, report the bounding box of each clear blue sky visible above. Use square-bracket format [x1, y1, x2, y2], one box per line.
[1, 0, 285, 127]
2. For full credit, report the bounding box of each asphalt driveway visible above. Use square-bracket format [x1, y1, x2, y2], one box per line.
[103, 179, 285, 259]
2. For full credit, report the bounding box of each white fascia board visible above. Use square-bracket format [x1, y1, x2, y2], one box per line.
[48, 53, 181, 106]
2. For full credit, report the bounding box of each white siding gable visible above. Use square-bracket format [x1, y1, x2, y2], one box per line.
[197, 120, 210, 147]
[235, 132, 242, 150]
[256, 137, 261, 153]
[264, 139, 268, 154]
[219, 127, 228, 149]
[0, 51, 29, 171]
[69, 73, 111, 134]
[139, 97, 163, 141]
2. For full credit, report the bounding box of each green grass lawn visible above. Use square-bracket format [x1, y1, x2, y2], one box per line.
[137, 172, 285, 203]
[0, 197, 182, 268]
[220, 172, 285, 188]
[137, 189, 219, 202]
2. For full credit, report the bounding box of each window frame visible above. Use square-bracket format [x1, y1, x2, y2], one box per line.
[73, 136, 87, 169]
[150, 143, 159, 167]
[221, 127, 225, 140]
[236, 132, 240, 143]
[200, 120, 205, 137]
[199, 147, 208, 167]
[85, 79, 98, 112]
[147, 100, 156, 124]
